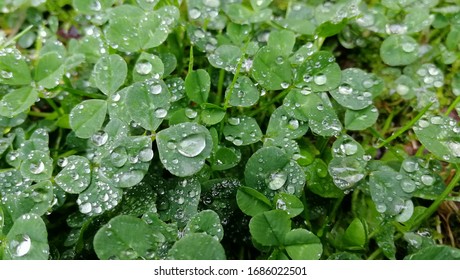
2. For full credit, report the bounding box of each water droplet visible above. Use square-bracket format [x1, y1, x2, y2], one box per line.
[9, 234, 31, 257]
[316, 104, 324, 111]
[228, 117, 240, 126]
[30, 161, 45, 174]
[300, 87, 311, 95]
[447, 141, 460, 157]
[362, 79, 374, 89]
[91, 130, 108, 146]
[189, 8, 201, 19]
[1, 70, 13, 79]
[57, 157, 68, 167]
[313, 74, 327, 85]
[177, 134, 206, 157]
[395, 200, 414, 223]
[139, 148, 154, 162]
[177, 197, 185, 205]
[276, 56, 284, 64]
[167, 141, 176, 149]
[110, 146, 128, 167]
[266, 171, 287, 190]
[90, 0, 101, 11]
[288, 119, 299, 130]
[135, 60, 152, 75]
[79, 202, 92, 214]
[338, 83, 353, 95]
[418, 119, 430, 128]
[430, 116, 443, 124]
[402, 42, 416, 53]
[421, 174, 434, 186]
[396, 84, 409, 95]
[280, 82, 289, 89]
[185, 108, 197, 119]
[150, 84, 162, 95]
[154, 108, 167, 118]
[401, 179, 416, 193]
[376, 204, 387, 213]
[303, 74, 312, 83]
[232, 138, 243, 146]
[343, 142, 358, 155]
[111, 93, 121, 102]
[402, 158, 418, 173]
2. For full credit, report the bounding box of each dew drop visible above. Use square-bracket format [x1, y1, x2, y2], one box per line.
[111, 93, 121, 102]
[402, 158, 418, 173]
[232, 138, 243, 146]
[396, 84, 409, 95]
[1, 70, 13, 79]
[300, 87, 312, 95]
[91, 130, 108, 146]
[288, 119, 299, 130]
[266, 171, 287, 190]
[177, 134, 206, 157]
[185, 108, 197, 119]
[139, 148, 154, 162]
[154, 108, 167, 118]
[421, 174, 434, 186]
[135, 60, 153, 75]
[338, 84, 353, 95]
[79, 202, 92, 214]
[30, 161, 45, 174]
[313, 74, 327, 85]
[9, 234, 31, 257]
[280, 82, 290, 89]
[189, 8, 201, 19]
[228, 117, 240, 126]
[150, 84, 162, 95]
[401, 179, 416, 193]
[90, 0, 101, 11]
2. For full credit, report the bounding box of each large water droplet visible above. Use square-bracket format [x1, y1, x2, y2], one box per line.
[402, 158, 418, 173]
[110, 146, 128, 167]
[446, 141, 460, 157]
[189, 8, 201, 19]
[80, 202, 92, 214]
[402, 42, 416, 53]
[266, 171, 287, 190]
[313, 74, 327, 85]
[154, 108, 167, 118]
[150, 84, 162, 95]
[395, 200, 414, 223]
[338, 83, 353, 95]
[139, 148, 154, 162]
[91, 130, 108, 146]
[135, 60, 152, 75]
[30, 161, 45, 174]
[401, 179, 416, 193]
[90, 0, 101, 11]
[1, 70, 13, 79]
[420, 174, 434, 186]
[9, 234, 31, 257]
[177, 134, 206, 157]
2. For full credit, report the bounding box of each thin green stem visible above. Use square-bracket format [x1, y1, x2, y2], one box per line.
[216, 69, 225, 105]
[188, 45, 194, 73]
[1, 25, 33, 49]
[248, 87, 291, 117]
[411, 165, 460, 231]
[317, 195, 344, 238]
[28, 111, 58, 119]
[62, 87, 107, 99]
[376, 102, 433, 149]
[445, 95, 460, 117]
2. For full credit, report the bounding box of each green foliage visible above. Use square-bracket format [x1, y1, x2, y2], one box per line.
[1, 0, 460, 261]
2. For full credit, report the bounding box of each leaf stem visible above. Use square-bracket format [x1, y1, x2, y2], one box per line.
[411, 165, 460, 231]
[444, 95, 460, 117]
[62, 87, 107, 99]
[1, 25, 33, 49]
[376, 102, 433, 148]
[216, 69, 225, 105]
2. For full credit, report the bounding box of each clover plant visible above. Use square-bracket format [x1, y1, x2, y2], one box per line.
[1, 0, 460, 260]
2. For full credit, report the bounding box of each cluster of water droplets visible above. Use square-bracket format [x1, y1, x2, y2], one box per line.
[415, 64, 444, 88]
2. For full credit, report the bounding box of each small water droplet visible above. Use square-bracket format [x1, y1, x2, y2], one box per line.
[135, 60, 153, 75]
[228, 117, 240, 126]
[1, 70, 13, 79]
[232, 138, 243, 146]
[90, 0, 101, 11]
[402, 42, 416, 53]
[177, 134, 206, 157]
[300, 87, 311, 95]
[139, 148, 154, 162]
[154, 108, 167, 118]
[338, 84, 353, 95]
[111, 93, 121, 102]
[30, 161, 45, 174]
[150, 84, 162, 95]
[288, 119, 299, 130]
[313, 74, 327, 85]
[91, 130, 108, 146]
[266, 171, 287, 190]
[401, 179, 416, 193]
[9, 234, 31, 257]
[185, 108, 197, 119]
[280, 82, 289, 89]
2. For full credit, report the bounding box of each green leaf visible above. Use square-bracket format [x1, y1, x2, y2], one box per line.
[208, 45, 242, 72]
[157, 123, 212, 177]
[133, 52, 164, 82]
[4, 213, 49, 260]
[273, 193, 304, 218]
[413, 114, 460, 163]
[223, 116, 262, 146]
[252, 46, 292, 91]
[295, 51, 342, 92]
[236, 187, 272, 217]
[284, 229, 322, 260]
[35, 51, 65, 89]
[126, 80, 171, 131]
[72, 0, 115, 15]
[184, 210, 223, 241]
[55, 155, 91, 194]
[20, 150, 53, 181]
[211, 146, 240, 171]
[185, 69, 210, 104]
[94, 215, 160, 260]
[0, 86, 38, 118]
[200, 104, 226, 125]
[249, 210, 291, 246]
[266, 105, 309, 142]
[227, 76, 260, 107]
[245, 146, 305, 198]
[93, 54, 127, 95]
[304, 158, 344, 198]
[250, 0, 272, 11]
[267, 29, 296, 57]
[76, 175, 123, 216]
[168, 233, 226, 260]
[330, 68, 383, 110]
[380, 35, 418, 66]
[405, 245, 460, 260]
[342, 218, 367, 248]
[69, 99, 107, 138]
[344, 105, 379, 131]
[0, 48, 31, 85]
